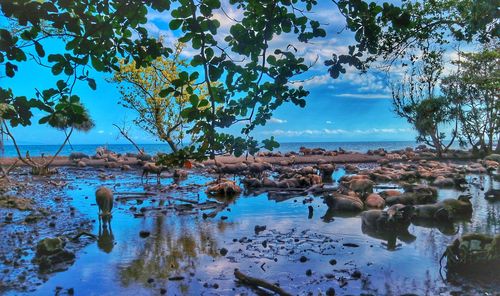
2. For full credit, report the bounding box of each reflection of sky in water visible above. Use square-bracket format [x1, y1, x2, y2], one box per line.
[20, 167, 500, 296]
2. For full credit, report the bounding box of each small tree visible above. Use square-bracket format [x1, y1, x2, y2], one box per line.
[442, 45, 500, 155]
[392, 49, 458, 157]
[1, 88, 94, 175]
[110, 44, 207, 153]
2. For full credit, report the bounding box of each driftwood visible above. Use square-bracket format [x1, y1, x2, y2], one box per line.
[0, 158, 19, 182]
[234, 269, 292, 296]
[71, 231, 98, 241]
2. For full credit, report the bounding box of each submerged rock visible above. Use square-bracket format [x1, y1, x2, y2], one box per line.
[34, 237, 75, 273]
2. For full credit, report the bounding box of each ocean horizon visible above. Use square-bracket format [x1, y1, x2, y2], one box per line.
[0, 140, 463, 158]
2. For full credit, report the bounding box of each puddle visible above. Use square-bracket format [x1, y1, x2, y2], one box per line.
[3, 166, 500, 295]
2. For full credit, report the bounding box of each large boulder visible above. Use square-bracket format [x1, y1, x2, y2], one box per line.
[324, 193, 364, 212]
[365, 193, 385, 209]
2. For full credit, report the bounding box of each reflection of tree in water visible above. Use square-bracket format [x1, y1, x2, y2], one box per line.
[119, 214, 229, 289]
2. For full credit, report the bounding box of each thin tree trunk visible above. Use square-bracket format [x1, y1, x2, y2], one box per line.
[113, 124, 142, 153]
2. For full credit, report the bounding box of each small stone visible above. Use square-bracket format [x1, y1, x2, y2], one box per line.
[306, 269, 312, 276]
[299, 256, 307, 263]
[329, 259, 337, 265]
[220, 248, 228, 256]
[160, 288, 167, 295]
[147, 278, 154, 284]
[254, 225, 266, 234]
[139, 231, 150, 238]
[326, 287, 336, 296]
[351, 270, 361, 279]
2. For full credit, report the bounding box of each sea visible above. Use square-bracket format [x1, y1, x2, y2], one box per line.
[0, 141, 426, 158]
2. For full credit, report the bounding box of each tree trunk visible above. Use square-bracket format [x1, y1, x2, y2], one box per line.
[495, 136, 500, 154]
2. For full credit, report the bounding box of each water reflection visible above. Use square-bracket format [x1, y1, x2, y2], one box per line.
[97, 216, 115, 253]
[118, 215, 227, 292]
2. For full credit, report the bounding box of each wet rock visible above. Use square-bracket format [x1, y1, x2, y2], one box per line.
[326, 287, 336, 296]
[220, 248, 228, 256]
[254, 225, 266, 234]
[36, 238, 62, 256]
[432, 176, 455, 187]
[121, 164, 131, 171]
[351, 270, 361, 279]
[139, 231, 150, 238]
[34, 237, 75, 273]
[173, 169, 188, 179]
[0, 195, 33, 211]
[5, 212, 13, 222]
[206, 180, 242, 196]
[324, 193, 363, 212]
[365, 193, 385, 209]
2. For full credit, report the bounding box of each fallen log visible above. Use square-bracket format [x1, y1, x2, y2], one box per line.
[234, 269, 292, 296]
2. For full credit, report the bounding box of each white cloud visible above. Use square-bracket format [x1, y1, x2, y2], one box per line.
[289, 74, 332, 87]
[335, 93, 392, 99]
[269, 117, 288, 124]
[262, 127, 412, 137]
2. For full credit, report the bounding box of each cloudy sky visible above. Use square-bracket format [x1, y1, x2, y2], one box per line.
[5, 1, 432, 145]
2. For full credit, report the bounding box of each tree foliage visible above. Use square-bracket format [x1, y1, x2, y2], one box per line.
[0, 0, 167, 130]
[442, 45, 500, 154]
[110, 43, 208, 153]
[392, 48, 458, 156]
[327, 0, 500, 76]
[163, 0, 326, 159]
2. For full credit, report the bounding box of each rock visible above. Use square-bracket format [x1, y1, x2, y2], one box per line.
[36, 237, 65, 256]
[220, 248, 228, 256]
[432, 176, 455, 187]
[306, 269, 312, 276]
[485, 189, 500, 201]
[485, 154, 500, 162]
[173, 169, 188, 179]
[121, 164, 132, 171]
[365, 193, 385, 209]
[206, 180, 242, 196]
[342, 243, 359, 247]
[34, 237, 75, 272]
[69, 152, 89, 160]
[299, 256, 308, 262]
[254, 225, 266, 234]
[324, 193, 363, 212]
[351, 270, 361, 279]
[326, 287, 336, 296]
[329, 259, 337, 265]
[139, 231, 150, 238]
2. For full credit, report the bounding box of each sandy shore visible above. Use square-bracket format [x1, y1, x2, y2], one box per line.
[0, 153, 383, 167]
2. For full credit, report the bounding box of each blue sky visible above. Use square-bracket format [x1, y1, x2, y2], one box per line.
[3, 1, 420, 145]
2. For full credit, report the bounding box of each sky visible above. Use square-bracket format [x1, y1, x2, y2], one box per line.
[2, 1, 434, 145]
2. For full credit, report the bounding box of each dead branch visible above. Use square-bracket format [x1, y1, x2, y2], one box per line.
[113, 123, 142, 153]
[234, 269, 292, 296]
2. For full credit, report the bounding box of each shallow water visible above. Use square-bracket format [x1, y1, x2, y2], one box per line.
[10, 167, 500, 296]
